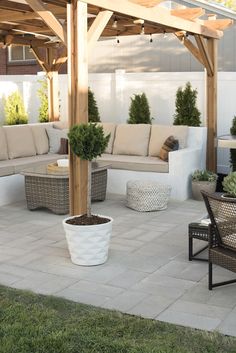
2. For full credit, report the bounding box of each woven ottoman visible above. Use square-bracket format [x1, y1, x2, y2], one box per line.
[126, 180, 171, 212]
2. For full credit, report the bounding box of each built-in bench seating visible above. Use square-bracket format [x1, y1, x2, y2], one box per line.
[97, 123, 207, 200]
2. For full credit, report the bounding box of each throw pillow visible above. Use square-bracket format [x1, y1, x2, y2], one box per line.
[159, 135, 179, 162]
[46, 127, 68, 154]
[58, 137, 69, 155]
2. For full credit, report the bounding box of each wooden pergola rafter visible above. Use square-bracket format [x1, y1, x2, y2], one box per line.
[0, 0, 233, 214]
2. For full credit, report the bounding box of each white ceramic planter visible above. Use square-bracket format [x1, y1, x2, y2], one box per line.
[63, 215, 113, 266]
[191, 181, 217, 201]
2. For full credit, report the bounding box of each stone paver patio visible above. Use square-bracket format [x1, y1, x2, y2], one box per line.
[0, 194, 236, 337]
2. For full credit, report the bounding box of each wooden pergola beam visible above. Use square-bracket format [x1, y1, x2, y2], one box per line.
[31, 46, 50, 72]
[175, 32, 204, 67]
[194, 34, 214, 76]
[25, 0, 67, 45]
[171, 8, 205, 20]
[88, 10, 113, 52]
[81, 0, 223, 39]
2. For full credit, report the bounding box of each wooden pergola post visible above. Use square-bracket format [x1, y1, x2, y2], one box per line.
[206, 38, 218, 171]
[67, 0, 88, 216]
[46, 48, 60, 121]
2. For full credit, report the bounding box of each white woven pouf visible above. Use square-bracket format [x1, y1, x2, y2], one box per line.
[126, 180, 172, 212]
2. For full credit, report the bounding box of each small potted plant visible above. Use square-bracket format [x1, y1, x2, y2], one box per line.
[191, 169, 218, 201]
[62, 123, 111, 266]
[222, 172, 236, 198]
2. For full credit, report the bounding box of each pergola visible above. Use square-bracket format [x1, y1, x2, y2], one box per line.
[0, 0, 233, 215]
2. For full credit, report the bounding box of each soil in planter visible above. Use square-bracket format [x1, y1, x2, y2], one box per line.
[66, 214, 110, 226]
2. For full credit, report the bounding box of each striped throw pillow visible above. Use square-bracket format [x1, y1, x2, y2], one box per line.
[159, 135, 179, 161]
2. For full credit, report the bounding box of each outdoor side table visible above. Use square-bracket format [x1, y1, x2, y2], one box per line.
[188, 222, 209, 261]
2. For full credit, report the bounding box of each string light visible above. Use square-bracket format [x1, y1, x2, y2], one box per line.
[163, 30, 167, 38]
[149, 34, 153, 43]
[112, 17, 118, 29]
[116, 31, 120, 44]
[140, 23, 145, 35]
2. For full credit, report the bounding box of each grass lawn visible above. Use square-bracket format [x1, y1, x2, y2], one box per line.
[0, 285, 236, 353]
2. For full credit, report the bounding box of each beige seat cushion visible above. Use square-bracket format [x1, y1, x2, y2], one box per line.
[30, 125, 49, 155]
[97, 154, 168, 173]
[98, 122, 116, 154]
[3, 125, 36, 159]
[149, 125, 188, 157]
[0, 128, 8, 161]
[113, 124, 151, 156]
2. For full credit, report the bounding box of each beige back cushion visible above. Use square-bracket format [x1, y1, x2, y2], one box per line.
[0, 128, 8, 161]
[113, 124, 151, 156]
[98, 122, 116, 154]
[148, 125, 188, 157]
[3, 125, 36, 159]
[30, 125, 49, 155]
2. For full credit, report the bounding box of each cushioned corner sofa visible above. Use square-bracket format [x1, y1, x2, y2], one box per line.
[0, 122, 67, 206]
[97, 123, 207, 201]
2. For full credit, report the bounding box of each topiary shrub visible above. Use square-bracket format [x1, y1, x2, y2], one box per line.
[37, 77, 49, 123]
[173, 82, 201, 126]
[127, 93, 152, 124]
[68, 123, 110, 217]
[230, 116, 236, 172]
[4, 91, 28, 125]
[88, 88, 100, 122]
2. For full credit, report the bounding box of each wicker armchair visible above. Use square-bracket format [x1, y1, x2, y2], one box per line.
[201, 191, 236, 290]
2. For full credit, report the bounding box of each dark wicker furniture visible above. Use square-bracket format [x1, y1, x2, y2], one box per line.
[188, 222, 209, 261]
[21, 163, 109, 215]
[202, 191, 236, 290]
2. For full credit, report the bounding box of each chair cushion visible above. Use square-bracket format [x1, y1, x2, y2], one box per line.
[3, 125, 36, 159]
[30, 125, 49, 155]
[149, 125, 188, 157]
[113, 124, 151, 156]
[0, 128, 8, 161]
[98, 122, 116, 154]
[159, 135, 179, 162]
[46, 127, 68, 154]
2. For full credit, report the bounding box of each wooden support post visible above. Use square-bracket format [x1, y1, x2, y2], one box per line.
[206, 38, 217, 172]
[67, 0, 88, 216]
[46, 47, 60, 121]
[47, 71, 59, 121]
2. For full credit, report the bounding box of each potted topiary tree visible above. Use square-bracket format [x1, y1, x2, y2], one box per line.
[127, 93, 152, 124]
[4, 91, 28, 125]
[173, 82, 201, 126]
[222, 172, 236, 198]
[88, 87, 101, 122]
[62, 123, 111, 266]
[191, 169, 218, 201]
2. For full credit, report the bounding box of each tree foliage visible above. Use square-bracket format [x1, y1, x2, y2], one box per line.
[88, 87, 100, 122]
[37, 77, 49, 123]
[4, 91, 28, 125]
[68, 123, 110, 161]
[128, 93, 152, 124]
[173, 82, 201, 126]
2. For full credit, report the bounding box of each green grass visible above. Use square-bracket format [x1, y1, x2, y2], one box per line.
[0, 285, 236, 353]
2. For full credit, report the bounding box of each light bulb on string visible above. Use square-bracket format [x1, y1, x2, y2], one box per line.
[150, 34, 153, 43]
[140, 24, 145, 35]
[112, 17, 118, 29]
[163, 30, 167, 38]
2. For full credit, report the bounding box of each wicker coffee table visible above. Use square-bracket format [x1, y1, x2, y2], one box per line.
[21, 162, 109, 215]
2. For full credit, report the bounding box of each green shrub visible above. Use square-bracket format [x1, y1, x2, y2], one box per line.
[222, 172, 236, 197]
[37, 77, 49, 123]
[173, 82, 201, 126]
[127, 93, 152, 124]
[4, 91, 28, 125]
[88, 87, 100, 122]
[230, 116, 236, 171]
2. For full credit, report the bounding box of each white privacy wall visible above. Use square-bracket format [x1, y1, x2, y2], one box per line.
[0, 71, 236, 173]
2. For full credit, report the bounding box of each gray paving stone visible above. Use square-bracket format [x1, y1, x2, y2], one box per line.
[102, 290, 148, 312]
[217, 307, 236, 336]
[62, 280, 124, 298]
[128, 295, 174, 318]
[108, 269, 147, 288]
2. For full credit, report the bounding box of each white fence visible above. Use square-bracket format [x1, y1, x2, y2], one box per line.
[0, 71, 236, 173]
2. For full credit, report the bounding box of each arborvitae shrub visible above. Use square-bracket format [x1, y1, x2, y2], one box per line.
[127, 93, 152, 124]
[173, 82, 201, 126]
[37, 77, 49, 123]
[4, 91, 28, 125]
[88, 88, 100, 122]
